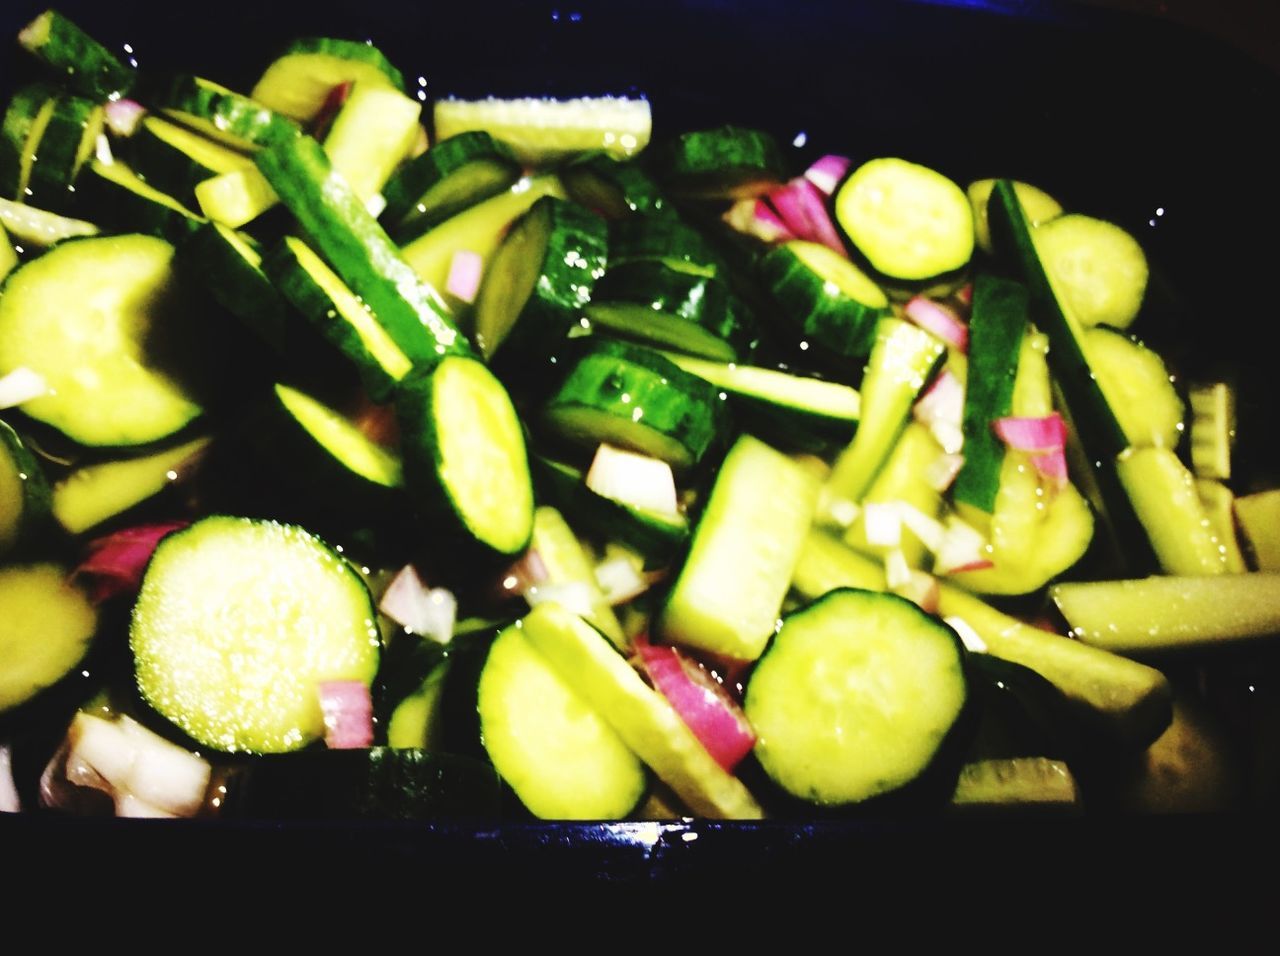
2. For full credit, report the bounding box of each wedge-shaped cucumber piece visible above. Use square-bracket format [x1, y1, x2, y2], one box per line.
[0, 234, 203, 447]
[520, 602, 763, 819]
[382, 131, 521, 236]
[659, 435, 819, 661]
[1051, 574, 1280, 654]
[478, 622, 645, 819]
[157, 76, 301, 151]
[0, 563, 98, 713]
[1033, 213, 1148, 331]
[1084, 327, 1184, 450]
[1117, 446, 1228, 576]
[130, 516, 380, 753]
[251, 37, 404, 122]
[18, 10, 135, 100]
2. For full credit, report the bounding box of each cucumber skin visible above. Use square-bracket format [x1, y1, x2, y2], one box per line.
[77, 162, 206, 245]
[24, 95, 99, 214]
[156, 75, 301, 150]
[18, 10, 136, 101]
[381, 131, 520, 230]
[1, 84, 59, 200]
[0, 419, 52, 559]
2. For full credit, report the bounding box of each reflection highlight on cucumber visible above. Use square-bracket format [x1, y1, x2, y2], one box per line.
[0, 7, 1269, 824]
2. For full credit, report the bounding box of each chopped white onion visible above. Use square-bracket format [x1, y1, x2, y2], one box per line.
[66, 713, 210, 817]
[863, 502, 902, 548]
[945, 616, 989, 654]
[115, 793, 178, 819]
[524, 580, 596, 619]
[104, 98, 147, 137]
[818, 489, 860, 529]
[935, 515, 994, 575]
[380, 564, 457, 644]
[585, 443, 680, 517]
[913, 369, 965, 454]
[924, 452, 966, 492]
[0, 744, 19, 813]
[364, 192, 387, 218]
[893, 569, 940, 614]
[897, 502, 946, 554]
[0, 366, 48, 409]
[884, 548, 913, 588]
[594, 556, 650, 606]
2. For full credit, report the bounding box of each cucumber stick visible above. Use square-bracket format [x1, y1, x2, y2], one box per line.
[434, 96, 652, 165]
[18, 10, 135, 100]
[659, 435, 819, 661]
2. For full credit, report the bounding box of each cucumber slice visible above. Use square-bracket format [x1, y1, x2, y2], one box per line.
[1196, 479, 1248, 573]
[1236, 489, 1280, 571]
[79, 159, 207, 243]
[262, 236, 412, 401]
[1116, 446, 1230, 576]
[1033, 213, 1148, 331]
[529, 506, 625, 648]
[433, 95, 651, 165]
[605, 216, 721, 278]
[472, 195, 607, 360]
[519, 601, 763, 819]
[0, 563, 98, 713]
[157, 76, 301, 151]
[17, 10, 135, 101]
[561, 153, 669, 219]
[322, 81, 422, 204]
[659, 435, 819, 661]
[24, 93, 102, 214]
[0, 234, 203, 447]
[586, 262, 752, 361]
[835, 157, 974, 282]
[251, 37, 405, 123]
[542, 340, 730, 472]
[396, 355, 534, 559]
[1, 84, 58, 200]
[654, 126, 785, 199]
[382, 131, 521, 235]
[385, 658, 450, 750]
[1189, 382, 1235, 481]
[0, 197, 98, 248]
[194, 165, 278, 229]
[0, 420, 51, 557]
[51, 436, 210, 535]
[826, 317, 946, 503]
[478, 622, 645, 819]
[951, 758, 1079, 810]
[130, 516, 380, 753]
[1052, 574, 1280, 654]
[759, 239, 889, 363]
[745, 588, 968, 806]
[966, 178, 1062, 255]
[1084, 327, 1184, 450]
[952, 275, 1028, 518]
[127, 116, 253, 209]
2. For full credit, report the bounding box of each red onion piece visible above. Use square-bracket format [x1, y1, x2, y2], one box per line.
[379, 564, 456, 643]
[955, 283, 974, 308]
[445, 249, 484, 303]
[0, 366, 48, 409]
[311, 81, 353, 139]
[72, 521, 190, 604]
[1031, 448, 1070, 489]
[803, 154, 852, 197]
[493, 549, 550, 602]
[319, 681, 374, 749]
[722, 197, 795, 243]
[905, 296, 969, 353]
[992, 413, 1067, 453]
[913, 369, 965, 454]
[104, 98, 147, 137]
[637, 642, 756, 771]
[767, 178, 845, 255]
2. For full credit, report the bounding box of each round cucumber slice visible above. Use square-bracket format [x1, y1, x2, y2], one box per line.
[1033, 213, 1148, 330]
[967, 178, 1063, 254]
[130, 516, 380, 753]
[0, 563, 97, 713]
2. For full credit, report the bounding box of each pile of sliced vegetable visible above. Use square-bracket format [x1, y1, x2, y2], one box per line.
[2, 9, 1277, 823]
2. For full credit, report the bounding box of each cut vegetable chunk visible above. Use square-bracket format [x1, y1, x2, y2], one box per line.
[251, 37, 405, 122]
[0, 234, 203, 446]
[1084, 327, 1183, 449]
[157, 76, 301, 151]
[0, 419, 51, 557]
[967, 178, 1062, 255]
[479, 622, 646, 819]
[654, 125, 784, 199]
[1033, 213, 1147, 331]
[745, 588, 968, 806]
[18, 10, 135, 101]
[381, 131, 521, 235]
[130, 516, 380, 753]
[0, 563, 98, 713]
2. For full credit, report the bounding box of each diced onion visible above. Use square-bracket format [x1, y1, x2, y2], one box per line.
[594, 556, 650, 606]
[924, 452, 965, 492]
[863, 501, 902, 548]
[767, 177, 846, 255]
[803, 154, 852, 197]
[379, 564, 457, 644]
[585, 443, 680, 517]
[445, 249, 484, 303]
[897, 502, 946, 554]
[492, 549, 550, 602]
[0, 744, 19, 813]
[636, 641, 756, 772]
[893, 569, 940, 614]
[944, 616, 989, 654]
[993, 414, 1070, 488]
[913, 369, 965, 454]
[73, 521, 190, 604]
[0, 366, 48, 409]
[883, 548, 912, 588]
[904, 296, 969, 353]
[524, 580, 596, 619]
[722, 197, 795, 243]
[104, 98, 146, 137]
[935, 516, 994, 575]
[319, 681, 374, 750]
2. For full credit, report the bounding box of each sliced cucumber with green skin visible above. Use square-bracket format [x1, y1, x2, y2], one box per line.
[659, 434, 819, 662]
[826, 317, 946, 503]
[835, 157, 974, 283]
[79, 159, 207, 243]
[131, 515, 380, 753]
[1116, 446, 1229, 576]
[381, 131, 521, 236]
[385, 657, 450, 749]
[434, 95, 652, 166]
[952, 276, 1028, 518]
[530, 505, 625, 648]
[654, 126, 785, 199]
[1236, 490, 1280, 571]
[0, 234, 203, 447]
[1052, 574, 1280, 655]
[251, 37, 405, 123]
[605, 216, 721, 278]
[127, 116, 253, 209]
[399, 175, 565, 291]
[256, 134, 466, 362]
[759, 240, 890, 364]
[532, 455, 689, 566]
[228, 748, 501, 821]
[479, 621, 646, 819]
[194, 165, 278, 229]
[1196, 479, 1248, 573]
[252, 384, 403, 513]
[520, 601, 763, 819]
[18, 10, 135, 101]
[51, 436, 210, 535]
[262, 235, 413, 401]
[25, 94, 102, 214]
[0, 197, 98, 248]
[472, 196, 607, 360]
[323, 81, 422, 204]
[0, 563, 98, 714]
[561, 153, 669, 219]
[1189, 382, 1235, 481]
[967, 178, 1062, 255]
[542, 340, 730, 472]
[789, 531, 1173, 749]
[396, 355, 534, 560]
[1084, 326, 1184, 450]
[746, 588, 968, 807]
[661, 351, 861, 453]
[156, 76, 301, 151]
[0, 420, 51, 557]
[1033, 213, 1148, 331]
[1, 84, 58, 200]
[586, 262, 752, 361]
